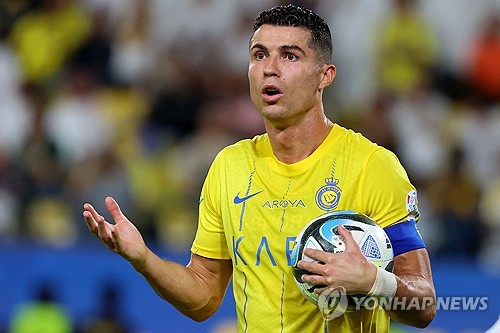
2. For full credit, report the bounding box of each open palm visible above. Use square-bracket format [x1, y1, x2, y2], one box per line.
[83, 197, 148, 266]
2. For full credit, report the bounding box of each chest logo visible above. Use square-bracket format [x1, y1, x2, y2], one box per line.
[316, 177, 342, 211]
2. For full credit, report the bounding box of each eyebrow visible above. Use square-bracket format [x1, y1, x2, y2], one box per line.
[250, 43, 307, 56]
[280, 45, 306, 56]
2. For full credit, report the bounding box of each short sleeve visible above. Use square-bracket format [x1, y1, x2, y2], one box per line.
[358, 148, 419, 228]
[190, 153, 230, 259]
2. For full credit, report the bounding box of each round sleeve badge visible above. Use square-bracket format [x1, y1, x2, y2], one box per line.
[405, 190, 419, 216]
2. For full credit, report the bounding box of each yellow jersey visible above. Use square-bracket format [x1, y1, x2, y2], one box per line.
[191, 124, 417, 332]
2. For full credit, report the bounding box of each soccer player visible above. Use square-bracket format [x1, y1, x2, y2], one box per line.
[83, 4, 436, 332]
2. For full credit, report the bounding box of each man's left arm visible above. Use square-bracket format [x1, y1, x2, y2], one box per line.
[388, 248, 436, 328]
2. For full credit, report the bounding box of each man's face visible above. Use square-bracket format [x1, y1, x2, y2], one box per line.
[248, 25, 330, 127]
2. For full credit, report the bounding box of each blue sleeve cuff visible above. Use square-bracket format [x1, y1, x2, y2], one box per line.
[384, 219, 425, 256]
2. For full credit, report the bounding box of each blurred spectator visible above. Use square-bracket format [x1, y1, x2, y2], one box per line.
[81, 282, 129, 333]
[357, 93, 396, 153]
[24, 196, 78, 247]
[376, 0, 438, 97]
[18, 84, 65, 197]
[0, 28, 32, 157]
[426, 147, 483, 258]
[0, 0, 38, 35]
[8, 0, 90, 88]
[457, 100, 500, 190]
[109, 0, 154, 87]
[144, 59, 205, 140]
[0, 187, 19, 240]
[479, 177, 500, 271]
[0, 149, 33, 241]
[317, 0, 389, 111]
[387, 79, 450, 185]
[9, 281, 73, 333]
[150, 0, 239, 62]
[71, 6, 113, 86]
[43, 64, 113, 168]
[466, 10, 500, 104]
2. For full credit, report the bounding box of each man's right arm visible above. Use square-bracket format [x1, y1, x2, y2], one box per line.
[132, 251, 233, 321]
[83, 197, 232, 322]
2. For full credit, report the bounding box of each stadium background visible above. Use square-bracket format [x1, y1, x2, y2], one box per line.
[0, 0, 499, 332]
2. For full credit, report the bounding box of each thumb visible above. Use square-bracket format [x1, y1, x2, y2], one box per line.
[105, 196, 126, 223]
[338, 224, 359, 253]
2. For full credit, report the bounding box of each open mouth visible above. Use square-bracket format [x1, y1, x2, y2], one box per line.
[262, 86, 283, 97]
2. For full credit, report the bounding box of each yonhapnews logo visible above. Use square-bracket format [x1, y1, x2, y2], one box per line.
[318, 287, 489, 321]
[318, 287, 348, 320]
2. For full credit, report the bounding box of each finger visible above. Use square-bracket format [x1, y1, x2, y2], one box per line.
[84, 203, 103, 225]
[84, 202, 111, 234]
[83, 209, 98, 234]
[301, 272, 327, 287]
[314, 286, 329, 295]
[110, 228, 121, 253]
[297, 255, 337, 278]
[96, 213, 111, 237]
[96, 213, 115, 250]
[83, 203, 104, 234]
[302, 248, 336, 265]
[337, 224, 359, 253]
[105, 196, 125, 224]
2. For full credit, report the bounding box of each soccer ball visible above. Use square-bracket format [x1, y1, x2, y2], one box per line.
[290, 210, 394, 311]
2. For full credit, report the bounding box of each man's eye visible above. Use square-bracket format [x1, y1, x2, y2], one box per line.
[285, 53, 298, 61]
[255, 52, 266, 60]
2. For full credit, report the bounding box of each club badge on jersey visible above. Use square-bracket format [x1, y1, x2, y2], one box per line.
[315, 177, 342, 211]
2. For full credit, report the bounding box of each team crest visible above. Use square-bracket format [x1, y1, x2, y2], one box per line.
[315, 178, 342, 211]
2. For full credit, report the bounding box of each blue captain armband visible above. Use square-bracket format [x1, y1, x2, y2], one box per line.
[383, 219, 426, 257]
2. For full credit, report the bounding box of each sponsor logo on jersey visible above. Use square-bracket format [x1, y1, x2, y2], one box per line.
[231, 235, 297, 266]
[261, 199, 306, 209]
[316, 177, 342, 211]
[233, 191, 263, 204]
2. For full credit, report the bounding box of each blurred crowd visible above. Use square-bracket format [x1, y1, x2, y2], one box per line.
[0, 0, 499, 267]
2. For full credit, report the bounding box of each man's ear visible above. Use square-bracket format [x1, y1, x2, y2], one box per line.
[319, 64, 336, 91]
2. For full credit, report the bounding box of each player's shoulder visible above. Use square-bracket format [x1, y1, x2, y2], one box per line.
[335, 124, 382, 153]
[334, 124, 401, 166]
[214, 133, 268, 162]
[219, 133, 267, 155]
[335, 124, 378, 147]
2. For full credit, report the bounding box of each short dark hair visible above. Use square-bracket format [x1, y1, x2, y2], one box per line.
[251, 4, 333, 65]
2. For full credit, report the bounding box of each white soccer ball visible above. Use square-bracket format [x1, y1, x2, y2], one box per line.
[291, 210, 394, 311]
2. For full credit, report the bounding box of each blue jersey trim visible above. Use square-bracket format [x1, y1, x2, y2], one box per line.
[384, 220, 425, 256]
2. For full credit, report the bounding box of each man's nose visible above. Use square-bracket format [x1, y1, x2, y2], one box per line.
[263, 56, 280, 77]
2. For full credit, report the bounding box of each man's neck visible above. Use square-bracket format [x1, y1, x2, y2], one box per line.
[266, 116, 334, 164]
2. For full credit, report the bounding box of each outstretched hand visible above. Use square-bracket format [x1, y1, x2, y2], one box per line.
[297, 224, 377, 295]
[83, 197, 148, 266]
